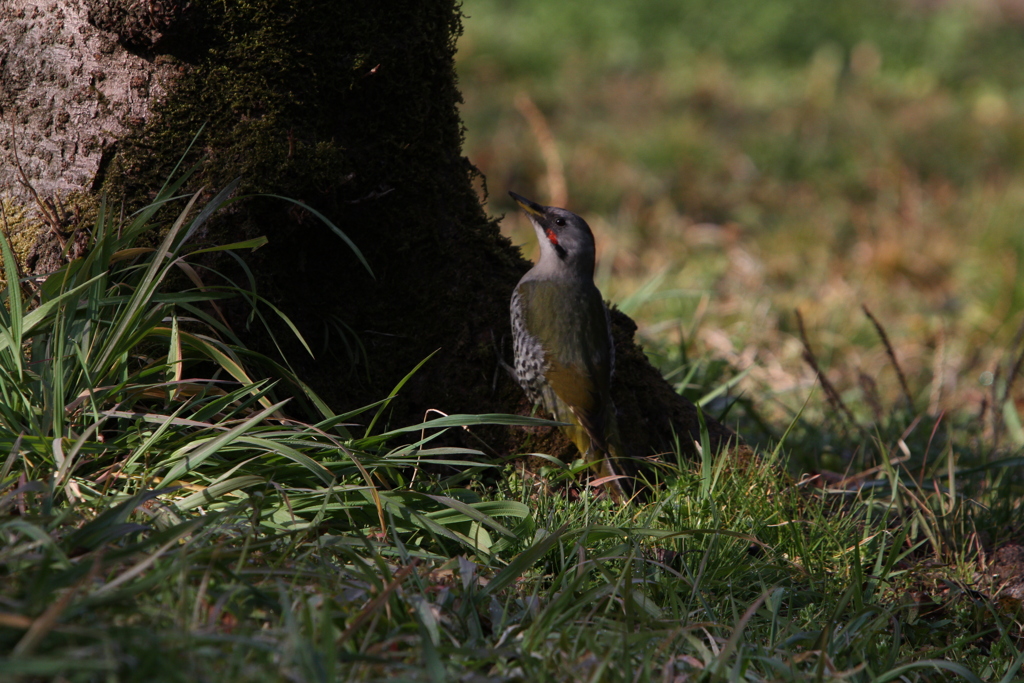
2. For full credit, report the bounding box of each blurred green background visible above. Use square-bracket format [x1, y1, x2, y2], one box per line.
[456, 0, 1024, 436]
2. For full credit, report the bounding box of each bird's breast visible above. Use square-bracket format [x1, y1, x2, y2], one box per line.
[513, 278, 611, 376]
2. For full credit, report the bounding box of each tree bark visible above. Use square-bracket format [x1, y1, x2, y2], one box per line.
[0, 0, 740, 473]
[0, 0, 179, 200]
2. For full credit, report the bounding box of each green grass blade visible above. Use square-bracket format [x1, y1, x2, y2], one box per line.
[364, 350, 439, 438]
[174, 475, 267, 511]
[161, 400, 290, 482]
[481, 525, 568, 597]
[179, 177, 242, 248]
[874, 660, 984, 683]
[0, 227, 24, 374]
[260, 194, 374, 277]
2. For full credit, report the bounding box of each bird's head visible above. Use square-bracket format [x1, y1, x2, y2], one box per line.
[509, 191, 596, 278]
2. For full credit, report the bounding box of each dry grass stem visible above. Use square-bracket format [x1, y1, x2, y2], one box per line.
[862, 304, 914, 409]
[7, 122, 66, 250]
[928, 326, 945, 417]
[1001, 313, 1024, 405]
[514, 91, 567, 207]
[857, 372, 884, 424]
[795, 308, 857, 426]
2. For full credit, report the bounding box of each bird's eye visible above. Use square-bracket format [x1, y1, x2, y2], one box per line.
[555, 218, 566, 226]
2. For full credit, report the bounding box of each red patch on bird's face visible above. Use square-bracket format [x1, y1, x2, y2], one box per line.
[545, 228, 559, 245]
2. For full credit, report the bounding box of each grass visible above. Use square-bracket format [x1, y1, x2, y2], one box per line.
[3, 0, 1024, 679]
[0, 180, 1020, 681]
[458, 0, 1024, 437]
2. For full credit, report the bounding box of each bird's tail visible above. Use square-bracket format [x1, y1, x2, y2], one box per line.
[564, 419, 628, 504]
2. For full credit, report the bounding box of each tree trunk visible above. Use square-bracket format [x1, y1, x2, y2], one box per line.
[0, 0, 740, 474]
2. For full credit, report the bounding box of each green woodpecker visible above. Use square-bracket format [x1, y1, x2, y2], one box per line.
[509, 191, 626, 501]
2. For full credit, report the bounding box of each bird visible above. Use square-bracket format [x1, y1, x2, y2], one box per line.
[508, 191, 627, 502]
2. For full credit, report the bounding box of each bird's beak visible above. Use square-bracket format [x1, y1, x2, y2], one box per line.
[509, 191, 545, 218]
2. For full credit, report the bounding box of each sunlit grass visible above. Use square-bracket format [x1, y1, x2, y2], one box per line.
[1, 167, 1019, 680]
[459, 0, 1024, 434]
[3, 1, 1024, 678]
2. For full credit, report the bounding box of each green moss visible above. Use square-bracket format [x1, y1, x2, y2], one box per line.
[102, 1, 513, 420]
[0, 193, 99, 285]
[95, 0, 733, 470]
[0, 200, 40, 284]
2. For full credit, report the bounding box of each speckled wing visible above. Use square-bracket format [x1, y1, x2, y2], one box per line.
[510, 283, 545, 405]
[511, 279, 613, 448]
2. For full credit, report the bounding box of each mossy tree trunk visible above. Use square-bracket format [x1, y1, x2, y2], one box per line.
[0, 0, 739, 471]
